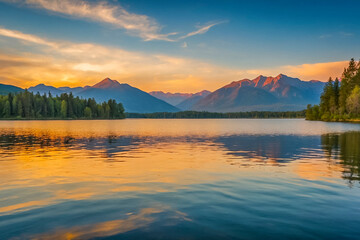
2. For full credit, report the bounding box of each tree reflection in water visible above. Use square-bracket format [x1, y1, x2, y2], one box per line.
[321, 132, 360, 186]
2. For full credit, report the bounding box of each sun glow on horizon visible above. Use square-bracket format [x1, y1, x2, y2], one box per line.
[0, 26, 349, 92]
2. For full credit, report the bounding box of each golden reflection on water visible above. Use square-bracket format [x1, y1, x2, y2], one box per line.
[293, 160, 344, 181]
[0, 119, 360, 239]
[0, 132, 242, 215]
[29, 207, 191, 240]
[0, 119, 358, 137]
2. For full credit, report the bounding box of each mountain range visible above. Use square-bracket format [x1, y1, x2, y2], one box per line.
[149, 90, 211, 109]
[191, 74, 325, 112]
[0, 74, 325, 113]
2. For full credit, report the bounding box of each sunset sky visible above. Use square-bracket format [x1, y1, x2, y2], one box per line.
[0, 0, 359, 92]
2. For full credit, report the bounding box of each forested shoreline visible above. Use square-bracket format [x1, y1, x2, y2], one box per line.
[306, 59, 360, 121]
[0, 90, 306, 120]
[126, 110, 306, 119]
[0, 90, 125, 119]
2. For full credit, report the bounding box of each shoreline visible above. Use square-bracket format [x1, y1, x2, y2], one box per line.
[0, 118, 125, 121]
[0, 117, 305, 120]
[306, 119, 360, 123]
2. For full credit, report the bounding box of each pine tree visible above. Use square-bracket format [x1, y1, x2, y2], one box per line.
[17, 100, 23, 118]
[3, 100, 10, 118]
[84, 107, 92, 118]
[346, 86, 360, 116]
[320, 77, 334, 118]
[7, 93, 13, 115]
[61, 100, 67, 118]
[334, 77, 340, 108]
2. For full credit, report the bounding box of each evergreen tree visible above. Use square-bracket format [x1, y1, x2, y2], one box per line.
[17, 100, 23, 118]
[7, 93, 13, 115]
[307, 58, 360, 121]
[2, 100, 10, 118]
[346, 86, 360, 116]
[61, 100, 68, 118]
[334, 77, 340, 108]
[0, 90, 125, 119]
[339, 59, 357, 114]
[320, 77, 334, 119]
[306, 104, 315, 120]
[84, 107, 92, 119]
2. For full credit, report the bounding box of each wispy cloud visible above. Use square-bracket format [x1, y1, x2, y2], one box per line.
[320, 31, 354, 39]
[2, 0, 224, 41]
[179, 21, 226, 40]
[3, 0, 175, 41]
[0, 27, 58, 47]
[340, 31, 353, 37]
[319, 34, 332, 39]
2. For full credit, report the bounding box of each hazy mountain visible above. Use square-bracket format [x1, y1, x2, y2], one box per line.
[192, 74, 325, 112]
[149, 91, 192, 105]
[58, 87, 84, 94]
[29, 84, 65, 96]
[77, 78, 179, 113]
[29, 84, 83, 96]
[176, 90, 211, 110]
[150, 90, 211, 109]
[0, 83, 23, 95]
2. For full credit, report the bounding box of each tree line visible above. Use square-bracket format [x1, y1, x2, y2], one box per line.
[306, 58, 360, 121]
[126, 110, 306, 119]
[0, 90, 125, 119]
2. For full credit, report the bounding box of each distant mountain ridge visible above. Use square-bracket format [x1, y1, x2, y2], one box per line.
[175, 90, 211, 110]
[149, 90, 211, 106]
[0, 83, 23, 95]
[1, 74, 325, 113]
[29, 84, 65, 96]
[192, 74, 325, 112]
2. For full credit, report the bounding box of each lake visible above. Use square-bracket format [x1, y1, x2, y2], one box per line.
[0, 119, 360, 239]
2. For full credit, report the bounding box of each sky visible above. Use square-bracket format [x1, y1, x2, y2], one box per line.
[0, 0, 359, 92]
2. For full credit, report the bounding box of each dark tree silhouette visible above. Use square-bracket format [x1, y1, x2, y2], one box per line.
[0, 90, 125, 119]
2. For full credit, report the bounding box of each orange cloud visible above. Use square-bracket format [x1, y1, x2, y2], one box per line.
[246, 61, 348, 82]
[281, 61, 348, 81]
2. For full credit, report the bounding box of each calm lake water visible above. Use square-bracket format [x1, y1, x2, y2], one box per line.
[0, 119, 360, 239]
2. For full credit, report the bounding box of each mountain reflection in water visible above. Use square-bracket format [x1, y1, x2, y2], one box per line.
[1, 131, 359, 183]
